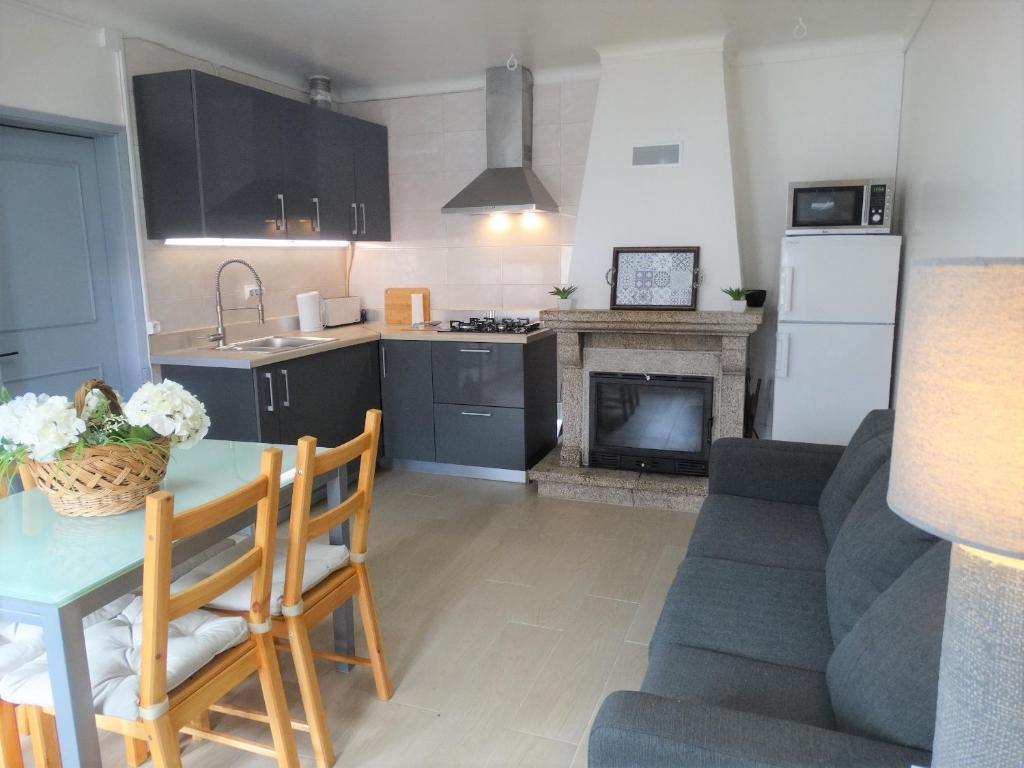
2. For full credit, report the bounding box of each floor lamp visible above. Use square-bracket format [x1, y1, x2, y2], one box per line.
[888, 257, 1023, 767]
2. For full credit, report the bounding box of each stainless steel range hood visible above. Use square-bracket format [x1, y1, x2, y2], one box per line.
[442, 66, 558, 215]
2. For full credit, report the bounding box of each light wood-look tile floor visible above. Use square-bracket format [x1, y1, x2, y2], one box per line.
[18, 468, 699, 767]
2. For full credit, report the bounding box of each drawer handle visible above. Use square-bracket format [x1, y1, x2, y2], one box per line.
[460, 411, 492, 417]
[459, 348, 492, 353]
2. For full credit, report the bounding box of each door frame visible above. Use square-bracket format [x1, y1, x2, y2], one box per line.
[0, 105, 150, 393]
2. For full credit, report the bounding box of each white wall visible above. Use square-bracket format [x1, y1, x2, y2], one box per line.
[570, 41, 743, 310]
[897, 0, 1023, 266]
[894, 0, 1023, 394]
[726, 42, 905, 434]
[0, 1, 124, 125]
[341, 78, 597, 316]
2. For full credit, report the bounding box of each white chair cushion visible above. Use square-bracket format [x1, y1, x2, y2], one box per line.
[0, 597, 248, 720]
[0, 594, 136, 681]
[0, 622, 44, 680]
[171, 534, 350, 616]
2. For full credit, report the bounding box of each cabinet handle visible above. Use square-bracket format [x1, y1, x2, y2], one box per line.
[280, 369, 291, 407]
[275, 193, 286, 232]
[264, 371, 275, 412]
[381, 347, 387, 379]
[360, 203, 367, 235]
[459, 348, 492, 353]
[460, 411, 492, 417]
[775, 333, 790, 378]
[0, 351, 17, 359]
[311, 197, 321, 233]
[779, 266, 793, 313]
[350, 202, 358, 236]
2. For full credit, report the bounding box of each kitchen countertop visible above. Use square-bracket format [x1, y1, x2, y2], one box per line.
[150, 322, 553, 369]
[151, 324, 380, 370]
[368, 323, 554, 344]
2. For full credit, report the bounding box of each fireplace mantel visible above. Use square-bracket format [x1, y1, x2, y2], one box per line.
[539, 308, 763, 336]
[530, 308, 763, 510]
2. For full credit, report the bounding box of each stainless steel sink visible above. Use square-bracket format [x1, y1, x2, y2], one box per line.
[218, 335, 333, 353]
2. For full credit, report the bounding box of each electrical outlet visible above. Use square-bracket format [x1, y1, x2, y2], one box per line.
[243, 284, 262, 300]
[146, 320, 162, 335]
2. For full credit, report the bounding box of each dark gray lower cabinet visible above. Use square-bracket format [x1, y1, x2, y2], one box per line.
[431, 341, 524, 408]
[161, 341, 380, 448]
[380, 335, 557, 472]
[380, 340, 435, 461]
[433, 404, 526, 469]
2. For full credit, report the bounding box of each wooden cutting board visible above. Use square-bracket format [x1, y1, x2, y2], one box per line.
[384, 287, 431, 325]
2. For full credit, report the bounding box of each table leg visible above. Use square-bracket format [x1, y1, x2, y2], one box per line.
[327, 466, 355, 672]
[41, 604, 101, 768]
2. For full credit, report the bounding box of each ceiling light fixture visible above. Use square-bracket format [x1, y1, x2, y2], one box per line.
[164, 238, 351, 248]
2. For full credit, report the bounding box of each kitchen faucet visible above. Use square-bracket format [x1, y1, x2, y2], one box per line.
[208, 259, 265, 347]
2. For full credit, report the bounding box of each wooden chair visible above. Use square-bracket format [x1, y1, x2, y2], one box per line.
[208, 409, 389, 768]
[1, 465, 38, 768]
[6, 448, 300, 767]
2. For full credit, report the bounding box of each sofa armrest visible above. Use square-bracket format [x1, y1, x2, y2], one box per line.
[708, 438, 845, 506]
[589, 691, 930, 768]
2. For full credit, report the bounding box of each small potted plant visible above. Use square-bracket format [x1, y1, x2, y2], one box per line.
[721, 287, 751, 312]
[0, 378, 210, 516]
[549, 285, 579, 310]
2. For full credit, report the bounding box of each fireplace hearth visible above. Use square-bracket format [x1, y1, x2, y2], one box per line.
[589, 373, 713, 476]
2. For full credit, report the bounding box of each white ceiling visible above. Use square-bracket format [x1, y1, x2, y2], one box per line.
[23, 0, 930, 99]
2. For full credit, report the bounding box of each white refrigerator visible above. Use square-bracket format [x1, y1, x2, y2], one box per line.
[772, 235, 902, 444]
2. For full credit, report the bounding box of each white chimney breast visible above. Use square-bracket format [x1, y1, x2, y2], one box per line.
[569, 40, 742, 310]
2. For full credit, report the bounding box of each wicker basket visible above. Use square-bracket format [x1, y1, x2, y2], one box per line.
[22, 379, 171, 517]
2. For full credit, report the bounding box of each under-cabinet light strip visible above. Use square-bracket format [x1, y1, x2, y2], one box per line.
[164, 238, 351, 247]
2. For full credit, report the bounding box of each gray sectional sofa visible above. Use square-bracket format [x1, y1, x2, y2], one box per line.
[590, 410, 949, 767]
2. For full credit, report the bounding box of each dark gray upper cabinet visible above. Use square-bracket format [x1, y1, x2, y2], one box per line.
[133, 70, 390, 242]
[312, 110, 356, 239]
[350, 117, 391, 241]
[190, 72, 288, 238]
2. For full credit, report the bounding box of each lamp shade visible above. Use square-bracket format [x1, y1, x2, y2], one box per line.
[888, 257, 1024, 558]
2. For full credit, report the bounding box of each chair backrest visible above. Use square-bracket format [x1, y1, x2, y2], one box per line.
[139, 447, 283, 712]
[0, 465, 36, 498]
[282, 409, 382, 608]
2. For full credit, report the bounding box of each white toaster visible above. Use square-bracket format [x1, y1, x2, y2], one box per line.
[322, 296, 362, 327]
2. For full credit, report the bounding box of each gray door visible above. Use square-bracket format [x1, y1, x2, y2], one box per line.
[0, 126, 126, 397]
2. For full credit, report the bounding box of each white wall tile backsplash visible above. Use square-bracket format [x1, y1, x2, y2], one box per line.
[342, 77, 596, 316]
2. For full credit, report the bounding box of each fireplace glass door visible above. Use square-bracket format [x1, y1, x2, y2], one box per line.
[589, 373, 713, 475]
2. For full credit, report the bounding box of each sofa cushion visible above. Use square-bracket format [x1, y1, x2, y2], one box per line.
[827, 541, 950, 752]
[643, 643, 835, 729]
[826, 461, 939, 644]
[688, 494, 829, 571]
[652, 557, 834, 672]
[817, 410, 895, 548]
[0, 596, 249, 720]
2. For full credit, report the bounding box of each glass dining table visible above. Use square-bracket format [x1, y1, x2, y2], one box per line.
[0, 439, 354, 767]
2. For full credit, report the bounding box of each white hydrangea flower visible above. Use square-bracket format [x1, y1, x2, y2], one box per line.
[124, 380, 210, 449]
[0, 393, 86, 461]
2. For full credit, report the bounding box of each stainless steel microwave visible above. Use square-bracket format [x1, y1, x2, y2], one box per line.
[786, 179, 894, 235]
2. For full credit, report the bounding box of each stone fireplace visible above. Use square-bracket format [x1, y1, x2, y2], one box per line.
[529, 308, 763, 510]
